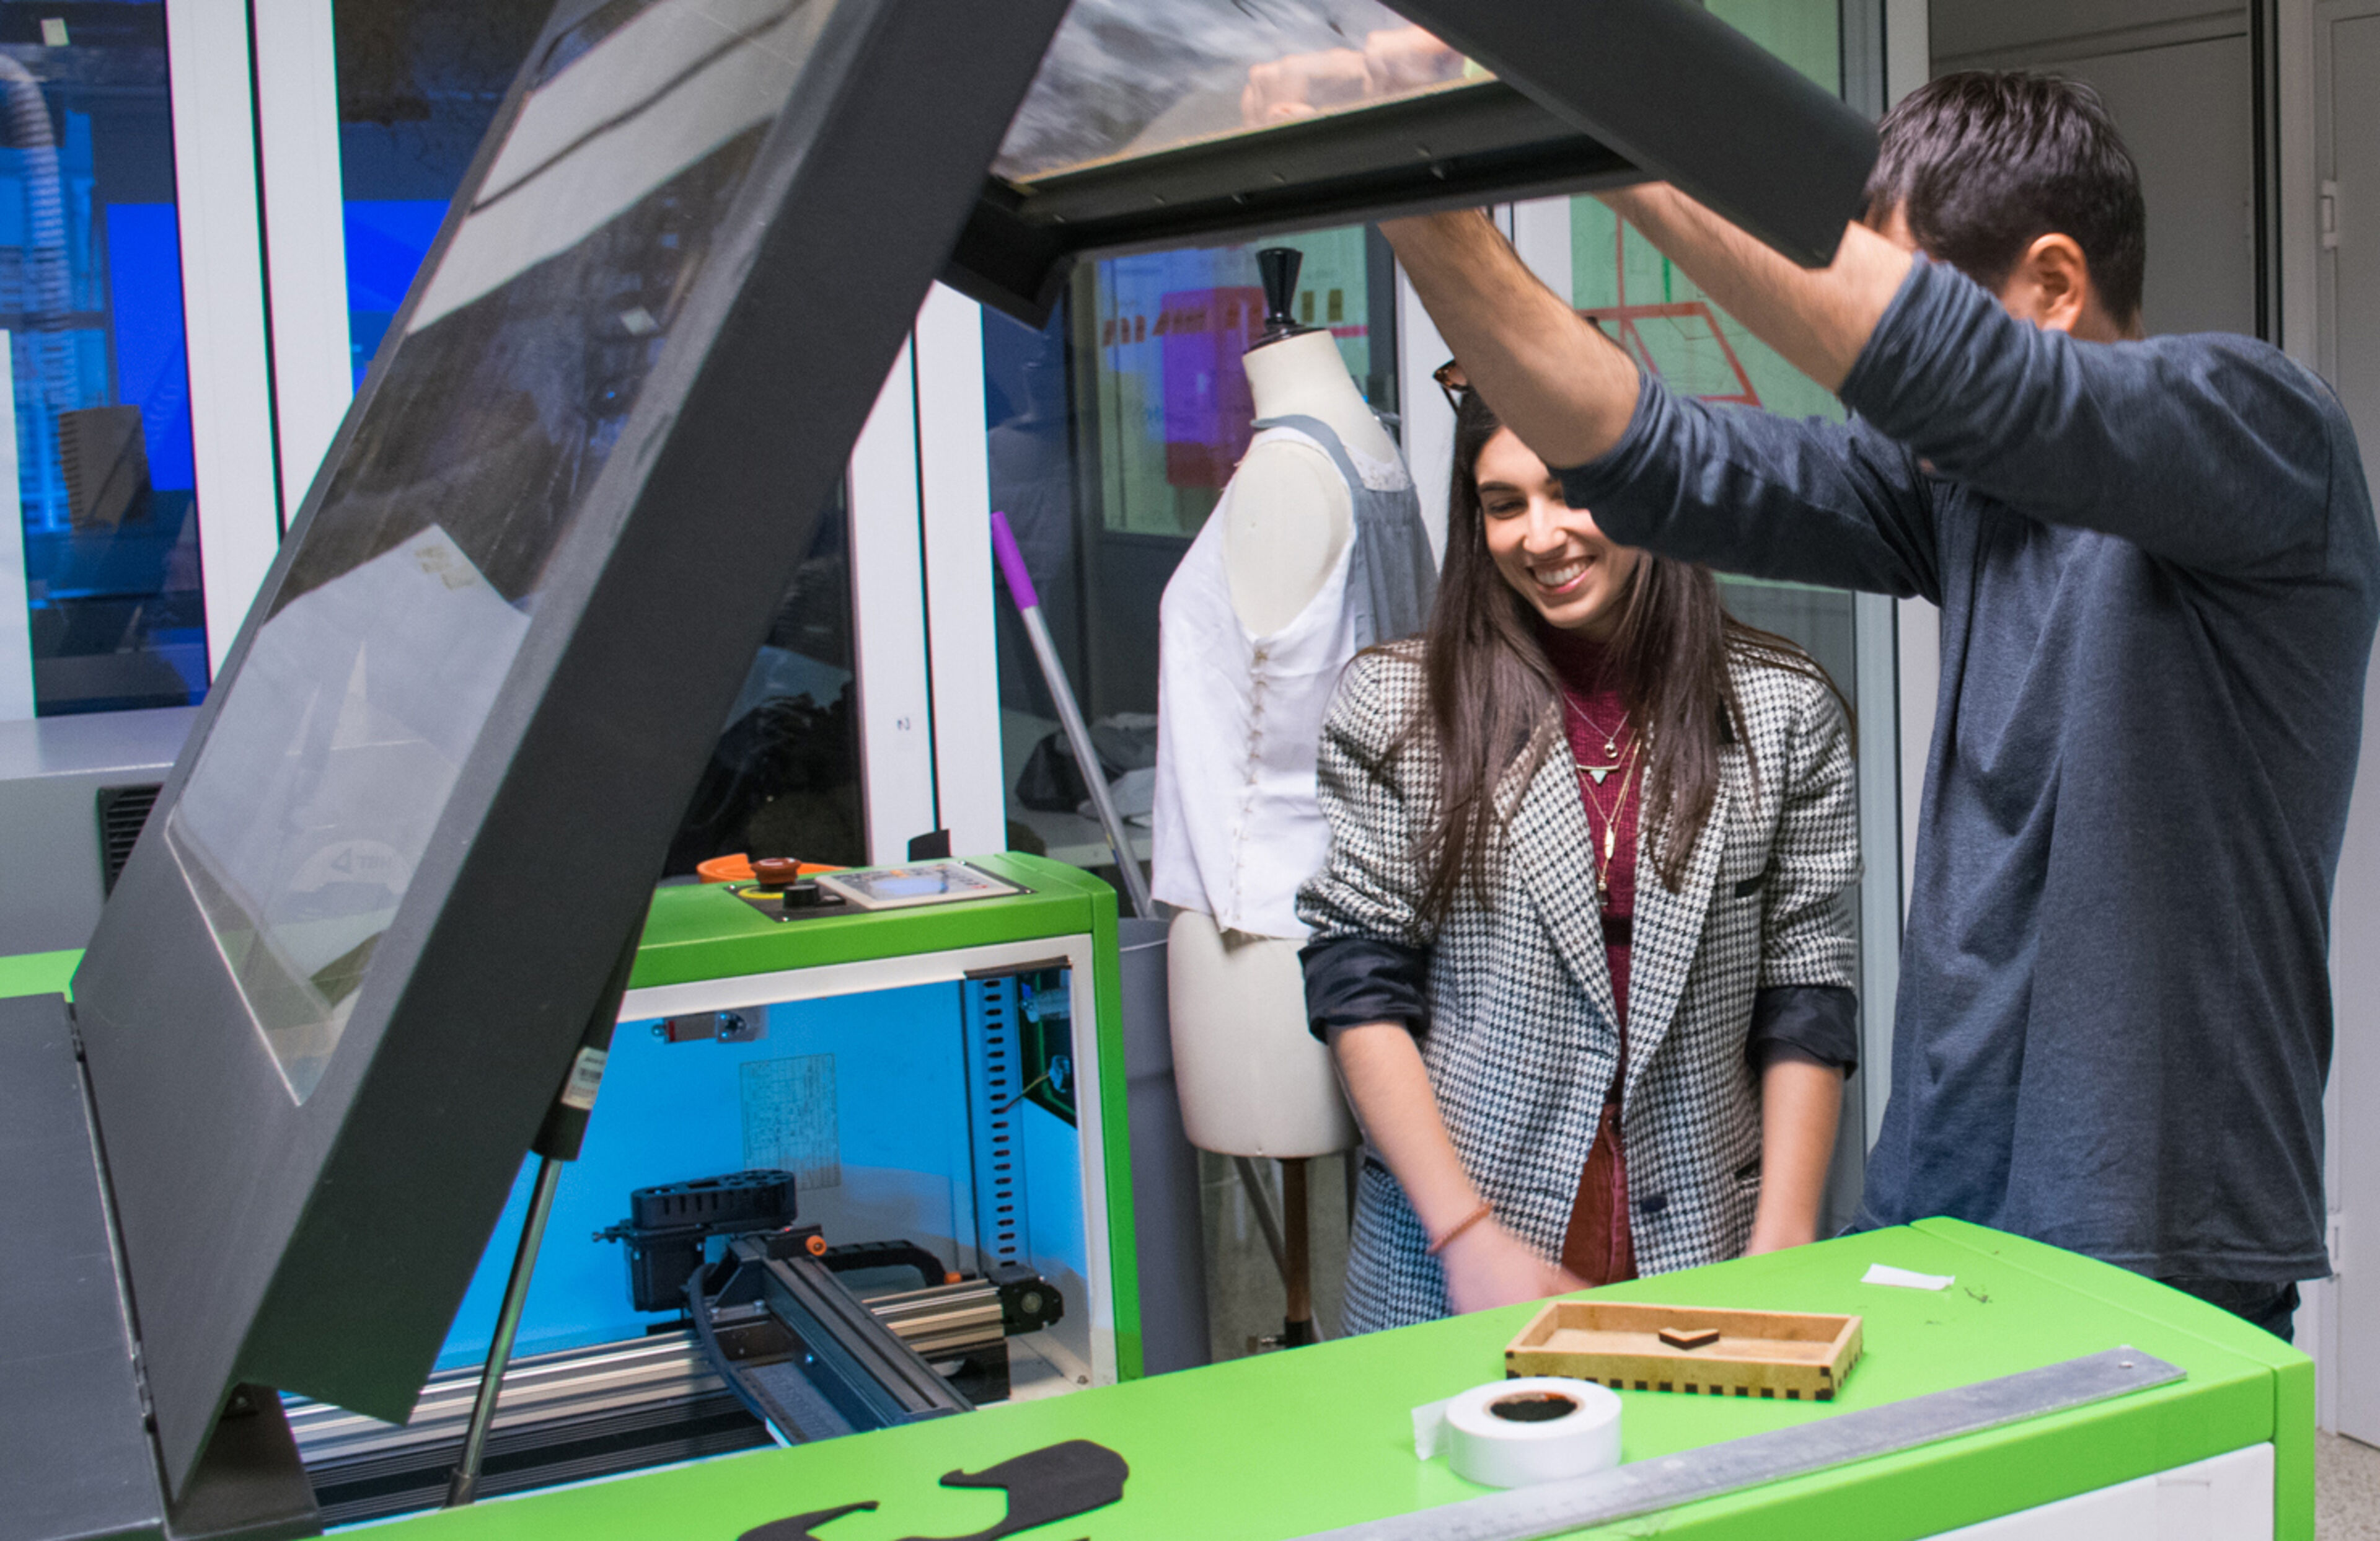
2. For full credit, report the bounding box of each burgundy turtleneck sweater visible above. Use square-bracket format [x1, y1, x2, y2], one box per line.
[1538, 621, 1639, 1286]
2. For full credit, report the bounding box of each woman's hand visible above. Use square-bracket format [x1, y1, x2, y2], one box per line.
[1329, 1025, 1583, 1310]
[1440, 1220, 1584, 1314]
[1742, 1216, 1819, 1256]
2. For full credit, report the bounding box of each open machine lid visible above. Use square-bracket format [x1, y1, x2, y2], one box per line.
[947, 0, 1879, 323]
[66, 0, 1875, 1495]
[73, 0, 1076, 1490]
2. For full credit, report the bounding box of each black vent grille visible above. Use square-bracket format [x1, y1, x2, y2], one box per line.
[96, 784, 162, 896]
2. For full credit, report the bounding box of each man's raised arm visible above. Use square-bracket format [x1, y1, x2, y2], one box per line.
[1382, 198, 1939, 602]
[1376, 210, 1635, 466]
[1597, 185, 1911, 389]
[1380, 190, 1913, 472]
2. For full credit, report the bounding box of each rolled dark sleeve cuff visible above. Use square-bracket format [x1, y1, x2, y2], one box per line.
[1748, 984, 1859, 1073]
[1300, 936, 1430, 1044]
[1551, 363, 1669, 542]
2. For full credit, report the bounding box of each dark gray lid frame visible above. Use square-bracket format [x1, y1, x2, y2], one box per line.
[74, 0, 1075, 1489]
[62, 0, 1876, 1499]
[947, 0, 1878, 325]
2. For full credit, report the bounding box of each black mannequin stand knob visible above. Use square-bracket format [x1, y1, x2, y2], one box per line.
[1250, 246, 1320, 351]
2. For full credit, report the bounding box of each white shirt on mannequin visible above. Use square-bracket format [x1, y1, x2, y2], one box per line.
[1154, 328, 1412, 1159]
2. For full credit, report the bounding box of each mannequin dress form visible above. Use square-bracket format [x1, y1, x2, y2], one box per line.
[1151, 248, 1435, 1342]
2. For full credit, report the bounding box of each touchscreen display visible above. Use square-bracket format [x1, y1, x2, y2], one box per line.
[815, 863, 1023, 910]
[165, 0, 834, 1102]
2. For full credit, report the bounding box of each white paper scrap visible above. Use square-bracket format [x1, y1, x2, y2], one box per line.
[1412, 1398, 1452, 1460]
[1862, 1263, 1955, 1291]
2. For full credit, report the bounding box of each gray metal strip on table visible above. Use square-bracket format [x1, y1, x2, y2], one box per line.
[1297, 1348, 2188, 1541]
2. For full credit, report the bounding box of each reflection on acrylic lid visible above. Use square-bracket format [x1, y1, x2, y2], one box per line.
[408, 0, 827, 333]
[992, 0, 1479, 184]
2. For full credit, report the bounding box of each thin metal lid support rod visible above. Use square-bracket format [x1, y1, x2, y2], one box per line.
[444, 910, 648, 1506]
[441, 1155, 564, 1507]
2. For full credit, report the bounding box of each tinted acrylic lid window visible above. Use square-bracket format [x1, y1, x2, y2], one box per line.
[163, 0, 836, 1103]
[993, 0, 1482, 183]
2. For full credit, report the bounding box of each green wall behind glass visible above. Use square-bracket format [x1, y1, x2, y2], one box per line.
[1569, 0, 1848, 429]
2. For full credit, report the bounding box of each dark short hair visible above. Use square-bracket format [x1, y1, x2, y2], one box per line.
[1865, 71, 2147, 324]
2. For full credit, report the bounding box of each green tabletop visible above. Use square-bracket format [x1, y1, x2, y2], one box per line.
[373, 1218, 2310, 1540]
[0, 948, 77, 1001]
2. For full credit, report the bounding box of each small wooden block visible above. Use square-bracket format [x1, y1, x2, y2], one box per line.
[1658, 1326, 1721, 1351]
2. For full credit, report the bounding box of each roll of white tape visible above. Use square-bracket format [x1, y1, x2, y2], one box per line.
[1411, 1377, 1623, 1489]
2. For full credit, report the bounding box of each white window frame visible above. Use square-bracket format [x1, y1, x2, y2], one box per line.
[1880, 0, 1931, 1131]
[848, 285, 1015, 865]
[915, 285, 1006, 857]
[167, 0, 282, 677]
[1397, 265, 1454, 563]
[250, 0, 353, 520]
[0, 339, 27, 719]
[850, 338, 938, 863]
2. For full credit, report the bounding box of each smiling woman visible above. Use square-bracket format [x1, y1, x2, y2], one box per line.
[1473, 425, 1643, 639]
[1295, 384, 1866, 1333]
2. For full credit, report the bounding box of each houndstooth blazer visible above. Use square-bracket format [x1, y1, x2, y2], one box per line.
[1298, 640, 1859, 1333]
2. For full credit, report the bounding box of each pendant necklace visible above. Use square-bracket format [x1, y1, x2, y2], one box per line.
[1568, 700, 1631, 786]
[1579, 740, 1642, 905]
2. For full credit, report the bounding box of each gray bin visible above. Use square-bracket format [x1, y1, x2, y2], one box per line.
[1116, 916, 1210, 1374]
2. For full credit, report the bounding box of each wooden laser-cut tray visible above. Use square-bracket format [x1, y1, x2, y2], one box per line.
[1505, 1300, 1863, 1402]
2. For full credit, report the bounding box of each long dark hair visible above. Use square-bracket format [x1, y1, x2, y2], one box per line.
[1410, 391, 1844, 925]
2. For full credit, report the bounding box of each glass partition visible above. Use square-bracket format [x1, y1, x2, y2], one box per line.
[333, 0, 549, 386]
[1572, 191, 1856, 661]
[2, 3, 209, 716]
[1569, 0, 1844, 426]
[1565, 0, 1857, 780]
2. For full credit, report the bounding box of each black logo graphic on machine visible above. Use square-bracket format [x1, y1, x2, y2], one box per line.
[739, 1439, 1130, 1541]
[746, 1502, 881, 1541]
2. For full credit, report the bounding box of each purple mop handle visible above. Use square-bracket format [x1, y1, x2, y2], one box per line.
[989, 510, 1040, 611]
[985, 506, 1154, 919]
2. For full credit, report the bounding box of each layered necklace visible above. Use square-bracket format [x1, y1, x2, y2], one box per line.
[1564, 695, 1642, 907]
[1574, 705, 1631, 786]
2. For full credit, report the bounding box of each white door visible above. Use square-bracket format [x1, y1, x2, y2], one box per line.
[2317, 0, 2380, 1448]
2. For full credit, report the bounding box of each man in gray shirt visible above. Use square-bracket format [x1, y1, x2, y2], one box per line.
[1385, 73, 2377, 1336]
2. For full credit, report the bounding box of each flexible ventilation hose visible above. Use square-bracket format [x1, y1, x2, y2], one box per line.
[0, 56, 70, 530]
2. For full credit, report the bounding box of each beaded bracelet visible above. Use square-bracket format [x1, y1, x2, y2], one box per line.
[1426, 1199, 1494, 1256]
